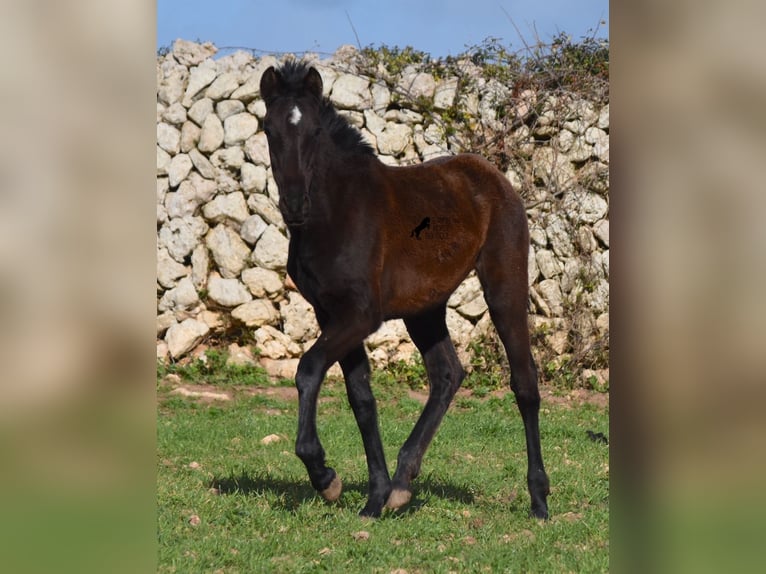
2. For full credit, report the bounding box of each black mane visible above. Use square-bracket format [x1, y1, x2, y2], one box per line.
[320, 101, 376, 156]
[276, 60, 375, 157]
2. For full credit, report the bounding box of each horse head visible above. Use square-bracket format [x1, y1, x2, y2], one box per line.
[260, 63, 324, 226]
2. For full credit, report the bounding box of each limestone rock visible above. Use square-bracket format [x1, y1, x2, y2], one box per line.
[163, 102, 187, 125]
[188, 97, 214, 126]
[240, 214, 268, 245]
[188, 147, 216, 179]
[207, 273, 252, 307]
[577, 226, 598, 254]
[241, 267, 282, 298]
[560, 258, 583, 294]
[593, 219, 609, 247]
[529, 286, 551, 317]
[188, 172, 217, 203]
[198, 113, 224, 153]
[545, 214, 575, 258]
[205, 71, 240, 100]
[231, 299, 278, 327]
[167, 153, 193, 188]
[377, 123, 412, 156]
[226, 343, 257, 366]
[157, 65, 186, 106]
[157, 122, 181, 155]
[157, 145, 171, 175]
[165, 181, 200, 219]
[371, 82, 391, 112]
[536, 249, 563, 279]
[159, 216, 209, 263]
[248, 99, 267, 119]
[156, 311, 176, 336]
[210, 146, 245, 171]
[215, 170, 241, 193]
[434, 77, 459, 110]
[562, 192, 609, 225]
[252, 225, 288, 270]
[446, 308, 475, 362]
[241, 162, 268, 193]
[166, 318, 210, 359]
[158, 277, 200, 313]
[183, 61, 218, 106]
[172, 39, 217, 67]
[528, 245, 540, 286]
[157, 247, 189, 289]
[586, 279, 609, 313]
[179, 121, 201, 153]
[330, 73, 371, 109]
[585, 127, 609, 162]
[366, 320, 408, 349]
[537, 279, 564, 316]
[244, 132, 270, 166]
[532, 147, 576, 190]
[597, 104, 609, 130]
[190, 243, 209, 290]
[206, 224, 251, 278]
[200, 309, 223, 330]
[448, 275, 482, 308]
[223, 113, 259, 146]
[216, 99, 245, 121]
[259, 358, 299, 380]
[399, 70, 436, 100]
[457, 297, 487, 320]
[280, 292, 318, 341]
[202, 191, 249, 225]
[364, 111, 411, 156]
[567, 136, 592, 163]
[253, 325, 301, 359]
[247, 193, 283, 228]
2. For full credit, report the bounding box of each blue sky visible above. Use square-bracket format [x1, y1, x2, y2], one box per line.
[157, 0, 608, 58]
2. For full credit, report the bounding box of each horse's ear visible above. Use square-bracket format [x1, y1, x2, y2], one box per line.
[303, 67, 323, 100]
[260, 66, 282, 104]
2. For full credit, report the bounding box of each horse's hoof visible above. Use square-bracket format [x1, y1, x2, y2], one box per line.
[320, 475, 342, 502]
[530, 505, 549, 520]
[358, 506, 381, 519]
[385, 488, 411, 509]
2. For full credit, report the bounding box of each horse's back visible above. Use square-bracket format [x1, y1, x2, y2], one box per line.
[375, 153, 523, 318]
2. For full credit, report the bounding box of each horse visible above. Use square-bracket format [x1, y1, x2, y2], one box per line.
[259, 61, 550, 519]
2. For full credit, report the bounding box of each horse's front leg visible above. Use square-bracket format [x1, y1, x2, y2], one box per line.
[293, 314, 380, 504]
[340, 346, 391, 517]
[294, 342, 342, 501]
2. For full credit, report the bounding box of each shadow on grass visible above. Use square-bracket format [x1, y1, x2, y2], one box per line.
[209, 471, 475, 516]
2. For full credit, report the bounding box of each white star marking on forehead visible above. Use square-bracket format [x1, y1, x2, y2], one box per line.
[289, 105, 302, 126]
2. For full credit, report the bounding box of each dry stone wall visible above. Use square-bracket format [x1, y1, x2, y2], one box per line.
[157, 40, 609, 385]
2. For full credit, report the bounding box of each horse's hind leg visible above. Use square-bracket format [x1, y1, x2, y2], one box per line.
[476, 228, 550, 519]
[387, 304, 465, 509]
[339, 345, 391, 517]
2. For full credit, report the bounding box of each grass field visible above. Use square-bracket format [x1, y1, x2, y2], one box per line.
[157, 357, 609, 573]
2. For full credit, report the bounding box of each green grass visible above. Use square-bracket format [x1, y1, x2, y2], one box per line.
[158, 360, 609, 573]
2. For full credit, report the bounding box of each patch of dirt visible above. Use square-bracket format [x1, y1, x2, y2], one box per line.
[407, 384, 608, 409]
[540, 386, 609, 409]
[160, 375, 607, 410]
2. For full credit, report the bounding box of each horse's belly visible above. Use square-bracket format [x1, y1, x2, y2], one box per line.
[382, 245, 476, 318]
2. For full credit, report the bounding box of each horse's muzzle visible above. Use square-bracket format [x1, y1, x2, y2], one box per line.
[280, 192, 310, 227]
